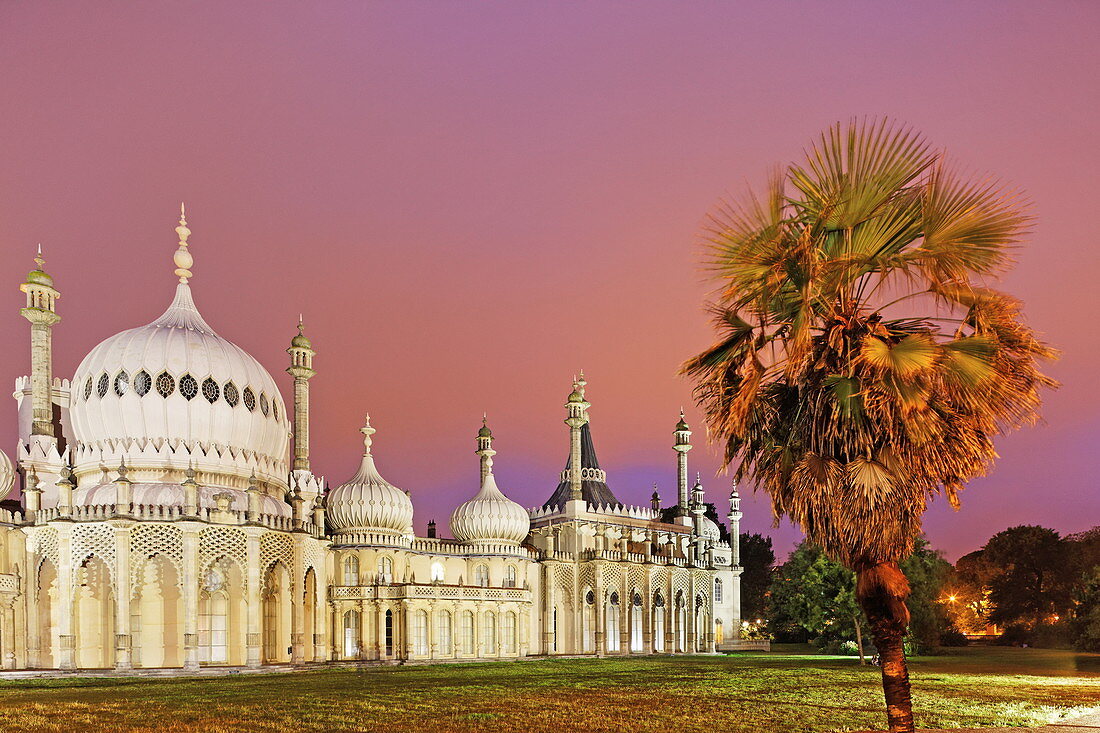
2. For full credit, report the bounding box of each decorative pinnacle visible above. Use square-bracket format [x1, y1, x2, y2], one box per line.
[34, 244, 44, 271]
[361, 414, 376, 454]
[173, 202, 194, 284]
[117, 459, 129, 481]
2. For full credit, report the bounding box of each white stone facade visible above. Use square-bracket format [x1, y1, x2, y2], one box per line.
[0, 214, 743, 671]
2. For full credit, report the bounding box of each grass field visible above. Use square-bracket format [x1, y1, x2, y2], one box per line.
[2, 647, 1099, 733]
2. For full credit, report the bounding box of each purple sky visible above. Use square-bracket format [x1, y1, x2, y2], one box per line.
[1, 1, 1097, 562]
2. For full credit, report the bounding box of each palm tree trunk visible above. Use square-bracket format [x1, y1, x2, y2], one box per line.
[856, 561, 914, 733]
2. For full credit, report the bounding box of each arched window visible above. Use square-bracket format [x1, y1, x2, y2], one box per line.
[715, 577, 723, 603]
[224, 381, 239, 407]
[133, 370, 152, 396]
[378, 556, 393, 583]
[113, 370, 130, 396]
[607, 592, 621, 652]
[413, 610, 428, 656]
[198, 566, 229, 664]
[631, 592, 644, 652]
[436, 610, 452, 655]
[343, 556, 359, 586]
[384, 609, 394, 656]
[343, 610, 361, 658]
[653, 592, 666, 652]
[582, 589, 595, 653]
[481, 611, 497, 655]
[474, 564, 489, 587]
[461, 610, 475, 655]
[179, 374, 198, 401]
[430, 562, 445, 583]
[504, 565, 517, 588]
[155, 371, 174, 398]
[501, 611, 517, 655]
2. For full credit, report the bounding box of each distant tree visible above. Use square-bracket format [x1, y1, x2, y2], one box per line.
[769, 542, 868, 662]
[739, 532, 774, 622]
[942, 550, 998, 634]
[900, 538, 953, 650]
[983, 525, 1074, 630]
[1073, 566, 1100, 652]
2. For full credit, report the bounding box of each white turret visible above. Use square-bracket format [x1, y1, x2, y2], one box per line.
[450, 419, 530, 547]
[326, 415, 413, 542]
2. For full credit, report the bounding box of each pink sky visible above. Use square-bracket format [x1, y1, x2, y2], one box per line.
[1, 1, 1097, 562]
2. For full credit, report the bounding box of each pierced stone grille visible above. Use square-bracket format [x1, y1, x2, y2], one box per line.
[259, 392, 269, 416]
[156, 372, 175, 398]
[272, 400, 279, 421]
[83, 376, 93, 400]
[224, 382, 239, 407]
[72, 523, 117, 585]
[553, 565, 575, 610]
[601, 564, 621, 588]
[29, 527, 59, 567]
[130, 524, 184, 589]
[133, 370, 152, 396]
[199, 527, 247, 584]
[97, 372, 110, 398]
[260, 531, 294, 576]
[201, 377, 220, 404]
[179, 374, 198, 401]
[243, 387, 256, 412]
[114, 370, 129, 396]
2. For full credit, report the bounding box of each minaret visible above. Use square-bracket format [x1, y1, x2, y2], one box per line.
[650, 484, 660, 512]
[728, 480, 743, 566]
[476, 415, 495, 484]
[20, 245, 60, 438]
[691, 473, 706, 537]
[287, 316, 316, 472]
[673, 410, 692, 524]
[564, 372, 590, 503]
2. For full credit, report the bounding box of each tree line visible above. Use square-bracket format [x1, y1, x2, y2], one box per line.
[736, 524, 1100, 655]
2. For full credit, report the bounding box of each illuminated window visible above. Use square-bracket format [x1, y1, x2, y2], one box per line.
[430, 562, 445, 582]
[97, 373, 110, 398]
[133, 370, 152, 396]
[202, 377, 220, 404]
[179, 374, 198, 401]
[83, 376, 93, 400]
[113, 370, 129, 396]
[474, 564, 489, 587]
[156, 372, 174, 398]
[224, 382, 239, 407]
[243, 387, 256, 412]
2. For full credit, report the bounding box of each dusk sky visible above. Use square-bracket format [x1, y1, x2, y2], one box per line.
[1, 1, 1097, 562]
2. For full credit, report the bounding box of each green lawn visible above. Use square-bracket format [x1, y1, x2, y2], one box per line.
[2, 647, 1099, 733]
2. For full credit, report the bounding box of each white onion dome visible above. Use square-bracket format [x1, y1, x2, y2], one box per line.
[326, 417, 413, 540]
[0, 449, 14, 498]
[699, 514, 721, 541]
[450, 459, 530, 546]
[67, 212, 290, 495]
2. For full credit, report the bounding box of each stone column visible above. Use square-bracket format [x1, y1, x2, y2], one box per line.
[245, 530, 262, 668]
[182, 527, 200, 671]
[1, 596, 17, 669]
[287, 322, 315, 472]
[20, 251, 61, 439]
[56, 526, 74, 670]
[542, 563, 556, 654]
[291, 540, 304, 664]
[113, 524, 133, 670]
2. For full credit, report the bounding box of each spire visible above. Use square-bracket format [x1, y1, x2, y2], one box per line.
[361, 414, 375, 455]
[288, 317, 316, 472]
[673, 409, 693, 519]
[476, 415, 496, 483]
[174, 202, 193, 283]
[21, 244, 61, 438]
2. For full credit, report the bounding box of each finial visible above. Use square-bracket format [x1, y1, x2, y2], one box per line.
[174, 203, 194, 284]
[248, 469, 259, 490]
[117, 459, 129, 480]
[27, 468, 39, 491]
[183, 461, 197, 483]
[361, 414, 376, 454]
[298, 314, 304, 332]
[34, 243, 44, 271]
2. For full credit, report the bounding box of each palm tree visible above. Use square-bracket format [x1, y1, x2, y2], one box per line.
[682, 119, 1056, 732]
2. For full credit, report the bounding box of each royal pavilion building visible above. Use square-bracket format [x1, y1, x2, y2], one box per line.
[0, 210, 746, 671]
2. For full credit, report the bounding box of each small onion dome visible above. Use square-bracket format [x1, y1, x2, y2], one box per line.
[699, 515, 721, 541]
[0, 449, 14, 497]
[326, 417, 413, 537]
[290, 320, 312, 349]
[477, 422, 492, 439]
[450, 466, 530, 546]
[675, 413, 689, 432]
[25, 269, 53, 287]
[567, 388, 585, 403]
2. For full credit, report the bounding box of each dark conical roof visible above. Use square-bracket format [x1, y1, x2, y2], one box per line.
[542, 423, 622, 510]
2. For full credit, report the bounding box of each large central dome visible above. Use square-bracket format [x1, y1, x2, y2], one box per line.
[68, 214, 290, 495]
